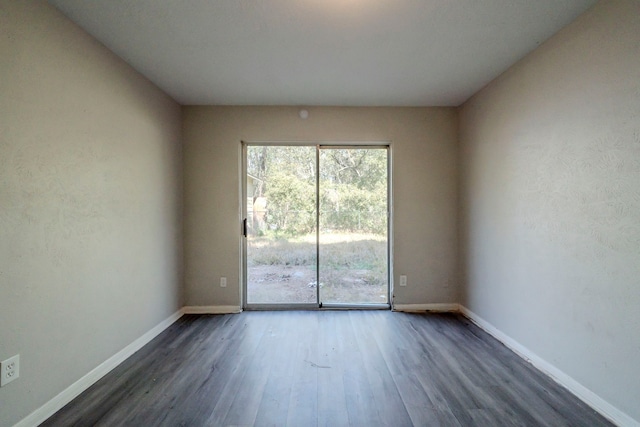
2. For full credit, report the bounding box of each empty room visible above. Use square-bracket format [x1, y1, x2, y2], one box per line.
[1, 0, 638, 426]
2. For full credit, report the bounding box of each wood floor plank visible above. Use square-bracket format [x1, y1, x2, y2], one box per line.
[284, 312, 319, 427]
[339, 312, 381, 426]
[203, 313, 274, 426]
[41, 311, 614, 427]
[349, 312, 414, 427]
[316, 312, 350, 427]
[253, 315, 301, 427]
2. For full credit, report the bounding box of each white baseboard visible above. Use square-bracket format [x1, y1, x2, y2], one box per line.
[182, 305, 242, 314]
[15, 309, 184, 427]
[459, 305, 639, 427]
[393, 303, 460, 313]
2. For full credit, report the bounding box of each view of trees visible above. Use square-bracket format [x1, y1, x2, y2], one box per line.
[247, 146, 388, 235]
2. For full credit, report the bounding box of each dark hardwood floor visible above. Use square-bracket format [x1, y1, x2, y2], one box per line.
[42, 311, 613, 426]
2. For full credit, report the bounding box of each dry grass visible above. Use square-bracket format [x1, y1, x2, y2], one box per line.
[247, 232, 388, 302]
[247, 236, 315, 266]
[248, 233, 386, 270]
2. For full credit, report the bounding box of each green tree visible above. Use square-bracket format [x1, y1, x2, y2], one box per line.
[248, 146, 387, 235]
[265, 171, 315, 234]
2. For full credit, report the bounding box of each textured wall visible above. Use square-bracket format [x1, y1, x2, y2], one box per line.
[183, 106, 458, 308]
[459, 0, 640, 422]
[0, 1, 183, 425]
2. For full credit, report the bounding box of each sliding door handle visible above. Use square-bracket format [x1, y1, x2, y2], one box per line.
[242, 218, 247, 237]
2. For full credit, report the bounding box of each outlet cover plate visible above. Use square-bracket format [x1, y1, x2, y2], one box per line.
[1, 354, 20, 387]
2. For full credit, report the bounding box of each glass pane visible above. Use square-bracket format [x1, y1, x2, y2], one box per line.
[246, 146, 317, 304]
[319, 148, 388, 304]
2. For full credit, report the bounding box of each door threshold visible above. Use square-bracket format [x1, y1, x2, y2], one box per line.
[320, 303, 390, 310]
[244, 303, 319, 311]
[244, 303, 391, 311]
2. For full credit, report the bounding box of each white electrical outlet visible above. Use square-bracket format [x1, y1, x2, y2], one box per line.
[399, 275, 407, 287]
[1, 354, 19, 387]
[220, 277, 227, 288]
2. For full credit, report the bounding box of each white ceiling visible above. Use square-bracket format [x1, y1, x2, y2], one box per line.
[48, 0, 596, 106]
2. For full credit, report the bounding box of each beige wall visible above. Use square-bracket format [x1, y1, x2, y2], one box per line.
[183, 107, 458, 307]
[0, 1, 183, 425]
[459, 0, 640, 422]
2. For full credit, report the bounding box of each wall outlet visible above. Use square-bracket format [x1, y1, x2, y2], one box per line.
[1, 354, 19, 387]
[220, 277, 227, 288]
[399, 275, 407, 287]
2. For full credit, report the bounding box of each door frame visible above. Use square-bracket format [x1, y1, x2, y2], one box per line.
[241, 141, 393, 311]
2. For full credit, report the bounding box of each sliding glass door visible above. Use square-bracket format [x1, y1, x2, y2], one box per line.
[244, 145, 317, 306]
[318, 147, 388, 305]
[243, 144, 389, 309]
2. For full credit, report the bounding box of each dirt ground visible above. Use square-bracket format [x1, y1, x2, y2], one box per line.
[247, 265, 388, 304]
